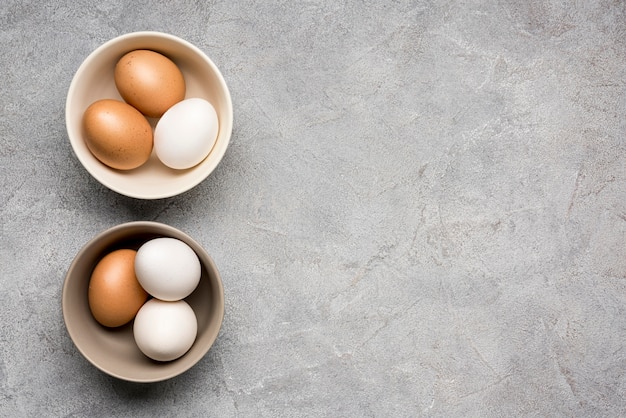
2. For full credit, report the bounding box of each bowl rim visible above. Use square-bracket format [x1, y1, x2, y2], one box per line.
[65, 31, 233, 200]
[62, 221, 225, 382]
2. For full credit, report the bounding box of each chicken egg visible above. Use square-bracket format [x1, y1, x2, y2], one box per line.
[134, 238, 201, 301]
[88, 249, 149, 328]
[114, 49, 186, 118]
[82, 99, 153, 170]
[133, 299, 198, 362]
[153, 98, 219, 170]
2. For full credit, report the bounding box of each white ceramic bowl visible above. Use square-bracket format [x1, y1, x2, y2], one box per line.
[66, 32, 233, 199]
[62, 221, 225, 382]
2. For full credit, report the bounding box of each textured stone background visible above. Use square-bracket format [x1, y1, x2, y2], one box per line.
[1, 1, 625, 416]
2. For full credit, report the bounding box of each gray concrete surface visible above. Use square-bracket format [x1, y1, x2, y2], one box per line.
[1, 1, 625, 416]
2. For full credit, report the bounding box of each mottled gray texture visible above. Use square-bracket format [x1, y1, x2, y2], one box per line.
[1, 0, 625, 416]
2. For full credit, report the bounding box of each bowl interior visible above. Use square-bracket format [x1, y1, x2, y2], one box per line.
[62, 222, 224, 382]
[66, 32, 233, 199]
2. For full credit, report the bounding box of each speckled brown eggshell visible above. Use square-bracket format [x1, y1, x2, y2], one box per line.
[88, 249, 149, 328]
[114, 50, 186, 118]
[82, 99, 153, 170]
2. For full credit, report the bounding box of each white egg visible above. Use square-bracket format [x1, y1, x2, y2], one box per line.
[154, 98, 219, 169]
[135, 238, 201, 301]
[133, 299, 198, 362]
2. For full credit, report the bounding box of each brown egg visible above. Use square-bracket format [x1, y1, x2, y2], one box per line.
[82, 99, 153, 170]
[114, 50, 186, 118]
[88, 249, 149, 328]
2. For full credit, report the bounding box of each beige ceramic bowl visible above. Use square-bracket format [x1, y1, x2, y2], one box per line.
[66, 32, 233, 199]
[62, 221, 224, 382]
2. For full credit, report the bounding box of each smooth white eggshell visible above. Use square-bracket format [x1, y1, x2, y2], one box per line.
[154, 98, 219, 169]
[135, 238, 201, 301]
[133, 299, 198, 362]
